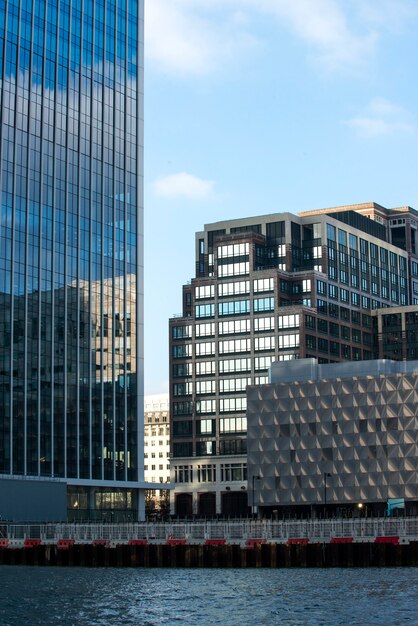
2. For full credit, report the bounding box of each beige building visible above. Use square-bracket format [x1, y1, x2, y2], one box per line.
[144, 395, 171, 515]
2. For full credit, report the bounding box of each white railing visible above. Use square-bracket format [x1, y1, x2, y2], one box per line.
[2, 517, 418, 544]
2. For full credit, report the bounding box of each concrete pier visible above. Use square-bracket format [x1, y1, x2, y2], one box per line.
[1, 541, 418, 568]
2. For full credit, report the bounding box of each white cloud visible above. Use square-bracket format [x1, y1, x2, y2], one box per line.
[153, 172, 214, 199]
[254, 0, 376, 72]
[145, 0, 415, 77]
[145, 0, 257, 77]
[356, 0, 418, 33]
[345, 98, 415, 137]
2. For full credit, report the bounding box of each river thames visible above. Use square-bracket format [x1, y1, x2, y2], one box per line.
[0, 566, 417, 625]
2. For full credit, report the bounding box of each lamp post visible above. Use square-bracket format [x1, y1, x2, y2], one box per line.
[252, 475, 260, 516]
[324, 472, 331, 517]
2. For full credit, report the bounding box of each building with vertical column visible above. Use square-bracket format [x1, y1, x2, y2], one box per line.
[0, 0, 145, 521]
[169, 203, 418, 517]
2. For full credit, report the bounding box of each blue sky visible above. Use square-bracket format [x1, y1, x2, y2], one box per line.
[143, 0, 418, 394]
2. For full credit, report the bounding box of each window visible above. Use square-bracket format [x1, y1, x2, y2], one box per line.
[195, 342, 215, 357]
[254, 297, 275, 312]
[172, 325, 192, 339]
[174, 465, 193, 483]
[218, 262, 249, 277]
[253, 278, 274, 292]
[278, 314, 299, 329]
[195, 361, 216, 376]
[219, 319, 250, 335]
[329, 284, 338, 300]
[340, 288, 349, 303]
[219, 358, 251, 373]
[305, 315, 316, 330]
[195, 380, 216, 395]
[317, 280, 327, 295]
[278, 334, 299, 349]
[218, 281, 250, 297]
[221, 463, 247, 482]
[306, 335, 316, 350]
[255, 355, 274, 370]
[254, 316, 274, 332]
[196, 399, 216, 414]
[173, 344, 192, 358]
[195, 304, 215, 318]
[318, 338, 328, 353]
[197, 419, 214, 435]
[173, 383, 192, 396]
[218, 300, 250, 316]
[197, 464, 216, 483]
[218, 243, 249, 258]
[220, 397, 247, 413]
[254, 336, 275, 351]
[195, 323, 215, 337]
[219, 339, 250, 354]
[195, 285, 214, 299]
[327, 224, 336, 241]
[341, 326, 350, 340]
[173, 420, 192, 436]
[173, 402, 192, 415]
[219, 378, 251, 393]
[173, 363, 192, 377]
[196, 441, 215, 456]
[220, 417, 247, 432]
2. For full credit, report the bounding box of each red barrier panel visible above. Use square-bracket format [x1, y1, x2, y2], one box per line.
[0, 539, 9, 548]
[128, 539, 148, 546]
[245, 538, 266, 549]
[375, 536, 399, 545]
[330, 537, 353, 544]
[57, 539, 75, 550]
[166, 539, 187, 546]
[23, 539, 42, 548]
[92, 539, 110, 547]
[204, 539, 226, 546]
[287, 538, 309, 545]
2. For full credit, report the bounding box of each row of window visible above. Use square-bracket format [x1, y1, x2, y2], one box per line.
[173, 335, 299, 358]
[194, 278, 275, 300]
[173, 314, 300, 339]
[174, 462, 247, 483]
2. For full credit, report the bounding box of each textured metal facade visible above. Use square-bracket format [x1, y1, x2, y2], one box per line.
[247, 359, 418, 509]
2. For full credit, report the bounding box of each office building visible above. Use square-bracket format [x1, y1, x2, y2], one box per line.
[144, 394, 170, 517]
[169, 203, 418, 517]
[0, 0, 145, 521]
[247, 358, 418, 517]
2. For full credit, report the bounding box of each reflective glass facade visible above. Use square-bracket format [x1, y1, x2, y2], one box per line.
[0, 0, 143, 512]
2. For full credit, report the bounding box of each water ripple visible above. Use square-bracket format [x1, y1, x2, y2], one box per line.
[0, 567, 417, 626]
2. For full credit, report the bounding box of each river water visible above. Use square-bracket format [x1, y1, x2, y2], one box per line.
[0, 566, 417, 625]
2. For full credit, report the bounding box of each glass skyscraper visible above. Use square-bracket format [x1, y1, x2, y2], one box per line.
[0, 0, 144, 521]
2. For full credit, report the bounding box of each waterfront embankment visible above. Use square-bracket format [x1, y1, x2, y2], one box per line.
[1, 540, 418, 567]
[1, 517, 418, 567]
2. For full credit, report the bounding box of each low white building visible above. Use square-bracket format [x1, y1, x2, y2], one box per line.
[144, 395, 171, 515]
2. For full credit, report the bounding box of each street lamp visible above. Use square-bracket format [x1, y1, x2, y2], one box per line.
[324, 472, 331, 516]
[252, 475, 260, 516]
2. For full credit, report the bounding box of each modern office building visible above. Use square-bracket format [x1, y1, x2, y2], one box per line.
[169, 203, 418, 517]
[247, 358, 418, 517]
[0, 0, 145, 521]
[373, 305, 418, 361]
[144, 394, 171, 517]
